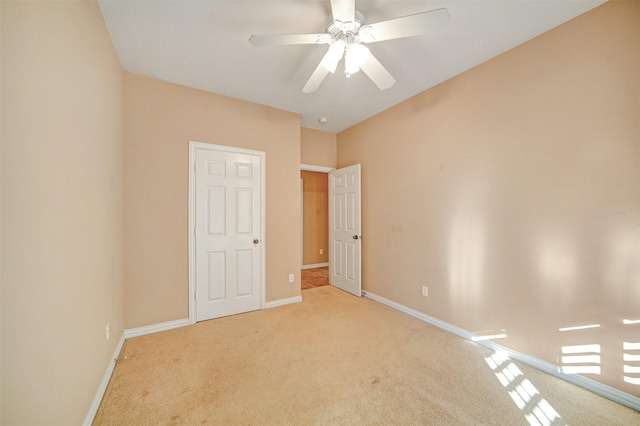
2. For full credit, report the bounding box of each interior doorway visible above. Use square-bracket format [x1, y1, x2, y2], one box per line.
[300, 163, 362, 296]
[300, 164, 333, 291]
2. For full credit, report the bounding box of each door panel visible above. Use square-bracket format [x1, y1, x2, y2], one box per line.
[329, 164, 361, 297]
[195, 147, 263, 321]
[208, 187, 225, 234]
[207, 251, 226, 301]
[333, 194, 344, 230]
[333, 240, 343, 277]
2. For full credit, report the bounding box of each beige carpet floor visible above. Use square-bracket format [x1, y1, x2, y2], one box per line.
[94, 286, 639, 425]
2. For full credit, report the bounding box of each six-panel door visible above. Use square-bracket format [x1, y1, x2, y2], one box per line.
[329, 164, 362, 297]
[195, 148, 262, 321]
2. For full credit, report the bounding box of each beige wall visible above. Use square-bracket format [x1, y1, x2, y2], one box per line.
[0, 1, 3, 416]
[338, 1, 640, 396]
[301, 127, 337, 168]
[301, 171, 329, 266]
[124, 73, 301, 328]
[1, 1, 124, 423]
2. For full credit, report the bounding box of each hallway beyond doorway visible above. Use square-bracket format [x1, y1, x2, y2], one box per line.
[301, 267, 329, 290]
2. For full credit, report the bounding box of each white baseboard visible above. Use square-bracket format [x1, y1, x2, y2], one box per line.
[302, 262, 329, 270]
[82, 334, 126, 426]
[265, 295, 303, 309]
[363, 290, 474, 340]
[124, 318, 190, 339]
[84, 318, 191, 424]
[363, 290, 640, 412]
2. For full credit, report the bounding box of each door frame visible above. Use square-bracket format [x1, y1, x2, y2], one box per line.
[301, 164, 334, 173]
[188, 141, 266, 324]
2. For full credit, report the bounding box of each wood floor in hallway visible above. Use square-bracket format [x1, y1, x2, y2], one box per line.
[301, 266, 329, 290]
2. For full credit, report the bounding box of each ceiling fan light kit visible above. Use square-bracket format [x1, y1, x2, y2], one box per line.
[344, 42, 369, 77]
[249, 0, 451, 93]
[321, 39, 346, 73]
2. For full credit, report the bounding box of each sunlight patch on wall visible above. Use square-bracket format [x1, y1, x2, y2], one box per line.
[536, 237, 576, 302]
[558, 323, 602, 375]
[471, 329, 507, 342]
[447, 181, 489, 309]
[623, 340, 640, 386]
[560, 344, 601, 375]
[448, 213, 485, 306]
[623, 318, 640, 385]
[605, 232, 638, 293]
[558, 324, 600, 332]
[485, 351, 564, 426]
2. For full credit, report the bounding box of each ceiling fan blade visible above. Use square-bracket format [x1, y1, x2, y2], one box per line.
[330, 0, 355, 24]
[360, 8, 450, 43]
[359, 50, 396, 90]
[249, 33, 330, 46]
[302, 62, 331, 94]
[302, 64, 330, 93]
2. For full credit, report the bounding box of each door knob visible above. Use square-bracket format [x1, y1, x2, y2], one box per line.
[253, 239, 260, 244]
[352, 235, 359, 240]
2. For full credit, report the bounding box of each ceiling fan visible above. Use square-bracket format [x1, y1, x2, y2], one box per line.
[249, 0, 450, 93]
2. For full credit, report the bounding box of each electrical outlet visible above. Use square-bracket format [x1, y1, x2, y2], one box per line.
[288, 273, 294, 283]
[422, 286, 429, 297]
[106, 323, 110, 341]
[319, 249, 324, 255]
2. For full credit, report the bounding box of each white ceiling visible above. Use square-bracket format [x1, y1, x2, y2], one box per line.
[99, 0, 605, 134]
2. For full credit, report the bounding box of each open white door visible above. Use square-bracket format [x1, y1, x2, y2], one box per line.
[329, 164, 361, 297]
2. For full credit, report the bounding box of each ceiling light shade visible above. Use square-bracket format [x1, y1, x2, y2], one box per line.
[344, 42, 369, 77]
[321, 39, 345, 73]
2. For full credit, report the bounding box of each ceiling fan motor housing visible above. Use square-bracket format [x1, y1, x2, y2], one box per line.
[327, 10, 365, 41]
